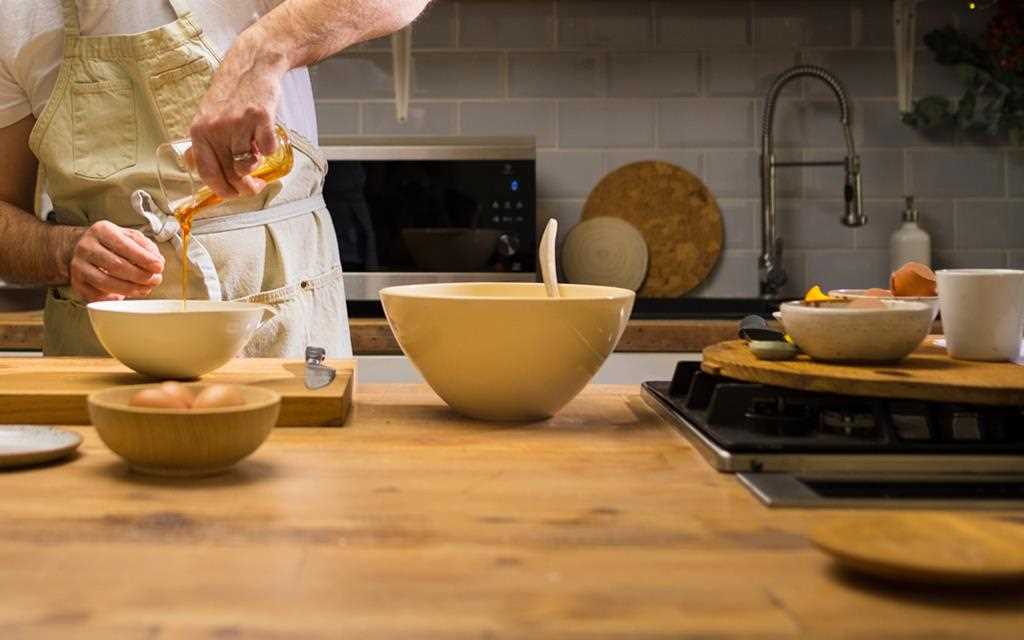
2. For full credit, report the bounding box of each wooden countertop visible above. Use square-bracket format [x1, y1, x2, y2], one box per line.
[1, 383, 1020, 638]
[0, 311, 740, 354]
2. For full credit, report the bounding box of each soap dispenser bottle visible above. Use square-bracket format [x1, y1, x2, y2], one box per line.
[890, 196, 931, 271]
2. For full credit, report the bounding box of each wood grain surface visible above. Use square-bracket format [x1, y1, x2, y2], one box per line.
[703, 339, 1024, 406]
[0, 312, 745, 354]
[0, 384, 1020, 638]
[0, 311, 43, 350]
[582, 161, 723, 298]
[0, 358, 354, 426]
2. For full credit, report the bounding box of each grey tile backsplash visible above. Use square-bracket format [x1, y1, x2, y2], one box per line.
[312, 0, 1023, 297]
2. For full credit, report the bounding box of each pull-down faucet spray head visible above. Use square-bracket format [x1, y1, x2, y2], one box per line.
[842, 131, 866, 229]
[760, 65, 867, 297]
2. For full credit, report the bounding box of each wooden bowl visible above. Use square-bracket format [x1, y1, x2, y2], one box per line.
[87, 384, 280, 476]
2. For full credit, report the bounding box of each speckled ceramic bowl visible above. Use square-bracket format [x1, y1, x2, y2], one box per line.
[778, 299, 934, 363]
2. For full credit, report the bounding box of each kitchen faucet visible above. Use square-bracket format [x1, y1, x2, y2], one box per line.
[760, 65, 866, 297]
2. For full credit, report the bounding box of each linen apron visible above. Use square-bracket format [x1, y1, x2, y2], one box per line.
[29, 0, 352, 358]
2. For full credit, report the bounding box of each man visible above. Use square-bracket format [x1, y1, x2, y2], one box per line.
[0, 0, 428, 356]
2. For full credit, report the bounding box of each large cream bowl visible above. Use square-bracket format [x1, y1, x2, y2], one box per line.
[87, 300, 272, 379]
[381, 282, 635, 421]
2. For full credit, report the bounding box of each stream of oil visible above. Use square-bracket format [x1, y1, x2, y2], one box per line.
[173, 136, 294, 309]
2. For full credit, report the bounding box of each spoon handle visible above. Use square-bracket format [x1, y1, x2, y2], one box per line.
[540, 218, 560, 298]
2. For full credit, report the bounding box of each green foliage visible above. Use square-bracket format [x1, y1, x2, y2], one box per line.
[904, 18, 1024, 145]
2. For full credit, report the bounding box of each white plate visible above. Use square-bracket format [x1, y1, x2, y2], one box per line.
[0, 426, 82, 469]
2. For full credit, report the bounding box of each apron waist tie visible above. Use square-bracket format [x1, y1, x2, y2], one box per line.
[129, 190, 327, 301]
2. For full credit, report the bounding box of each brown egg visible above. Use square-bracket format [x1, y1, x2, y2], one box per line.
[159, 382, 195, 409]
[130, 387, 190, 410]
[890, 262, 937, 297]
[865, 288, 893, 297]
[192, 384, 245, 409]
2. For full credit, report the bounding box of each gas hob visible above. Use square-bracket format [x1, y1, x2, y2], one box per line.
[642, 361, 1024, 508]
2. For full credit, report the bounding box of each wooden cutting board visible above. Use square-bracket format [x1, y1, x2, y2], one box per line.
[702, 339, 1024, 406]
[811, 514, 1024, 586]
[581, 161, 723, 298]
[0, 358, 354, 427]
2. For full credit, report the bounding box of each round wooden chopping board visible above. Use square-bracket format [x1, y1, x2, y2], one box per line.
[702, 339, 1024, 406]
[581, 161, 723, 298]
[811, 514, 1024, 586]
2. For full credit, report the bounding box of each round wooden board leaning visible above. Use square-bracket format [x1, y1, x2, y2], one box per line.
[562, 217, 649, 291]
[702, 339, 1024, 406]
[811, 514, 1024, 586]
[581, 161, 723, 298]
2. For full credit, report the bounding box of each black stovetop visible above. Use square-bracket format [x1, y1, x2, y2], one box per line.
[644, 361, 1024, 456]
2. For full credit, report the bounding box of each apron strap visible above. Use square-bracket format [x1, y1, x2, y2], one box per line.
[167, 0, 191, 18]
[130, 190, 327, 301]
[60, 0, 81, 36]
[191, 194, 327, 235]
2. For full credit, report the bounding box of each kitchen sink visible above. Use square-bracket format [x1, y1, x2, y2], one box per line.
[0, 291, 781, 321]
[629, 297, 781, 319]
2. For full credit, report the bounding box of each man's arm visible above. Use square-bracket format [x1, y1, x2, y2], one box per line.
[0, 115, 78, 285]
[189, 0, 431, 198]
[0, 115, 164, 301]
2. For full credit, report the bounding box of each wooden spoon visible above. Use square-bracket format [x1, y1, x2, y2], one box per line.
[539, 218, 560, 298]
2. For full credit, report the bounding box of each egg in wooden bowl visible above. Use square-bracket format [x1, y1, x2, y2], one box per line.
[87, 383, 280, 476]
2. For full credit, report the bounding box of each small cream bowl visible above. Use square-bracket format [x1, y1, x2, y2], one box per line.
[88, 300, 273, 379]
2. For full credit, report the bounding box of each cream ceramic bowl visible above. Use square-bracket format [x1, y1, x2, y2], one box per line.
[778, 299, 934, 362]
[380, 282, 635, 421]
[829, 289, 940, 322]
[88, 384, 280, 476]
[88, 300, 272, 379]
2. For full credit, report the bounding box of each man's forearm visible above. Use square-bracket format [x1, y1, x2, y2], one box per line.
[0, 204, 80, 286]
[238, 0, 431, 76]
[188, 0, 431, 196]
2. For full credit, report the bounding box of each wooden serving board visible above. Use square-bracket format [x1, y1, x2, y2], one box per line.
[811, 514, 1024, 586]
[703, 339, 1024, 406]
[0, 357, 354, 426]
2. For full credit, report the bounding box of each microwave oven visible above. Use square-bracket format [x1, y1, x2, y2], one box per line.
[320, 137, 537, 301]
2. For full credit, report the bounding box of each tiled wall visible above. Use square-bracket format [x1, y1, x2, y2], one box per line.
[310, 0, 1024, 298]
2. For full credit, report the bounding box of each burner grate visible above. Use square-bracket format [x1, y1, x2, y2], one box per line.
[646, 361, 1024, 456]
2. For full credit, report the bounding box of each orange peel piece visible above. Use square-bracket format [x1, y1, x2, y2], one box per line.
[803, 285, 831, 302]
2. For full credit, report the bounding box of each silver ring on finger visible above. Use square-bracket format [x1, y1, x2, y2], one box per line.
[232, 151, 256, 164]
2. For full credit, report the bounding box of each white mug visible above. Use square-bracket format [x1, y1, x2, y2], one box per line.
[937, 269, 1024, 361]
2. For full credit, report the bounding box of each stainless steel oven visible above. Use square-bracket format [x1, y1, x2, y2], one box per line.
[320, 136, 537, 301]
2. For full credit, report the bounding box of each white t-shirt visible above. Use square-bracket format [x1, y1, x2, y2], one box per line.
[0, 0, 318, 142]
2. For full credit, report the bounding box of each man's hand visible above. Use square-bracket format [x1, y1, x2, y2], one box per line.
[68, 221, 164, 303]
[188, 28, 287, 200]
[187, 0, 430, 200]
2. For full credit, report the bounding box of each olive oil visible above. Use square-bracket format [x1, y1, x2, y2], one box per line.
[173, 129, 295, 307]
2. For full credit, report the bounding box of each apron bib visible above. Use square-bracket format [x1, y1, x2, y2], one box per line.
[30, 0, 352, 358]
